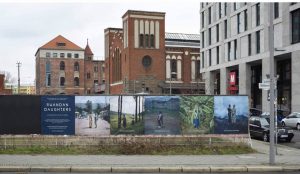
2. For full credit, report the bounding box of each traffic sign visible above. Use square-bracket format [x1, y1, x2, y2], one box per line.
[263, 79, 271, 84]
[259, 83, 270, 90]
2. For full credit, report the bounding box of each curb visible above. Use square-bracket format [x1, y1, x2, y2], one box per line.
[71, 166, 111, 173]
[112, 167, 159, 173]
[0, 165, 300, 173]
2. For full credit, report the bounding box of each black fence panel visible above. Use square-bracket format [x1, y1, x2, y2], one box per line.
[0, 95, 41, 134]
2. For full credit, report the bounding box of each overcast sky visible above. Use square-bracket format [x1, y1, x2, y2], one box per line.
[0, 0, 200, 85]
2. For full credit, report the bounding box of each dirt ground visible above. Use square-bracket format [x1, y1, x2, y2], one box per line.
[144, 111, 181, 135]
[75, 117, 110, 136]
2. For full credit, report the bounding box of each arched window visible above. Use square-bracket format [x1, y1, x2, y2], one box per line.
[74, 77, 79, 86]
[171, 59, 177, 79]
[60, 61, 65, 70]
[60, 77, 65, 86]
[74, 62, 79, 71]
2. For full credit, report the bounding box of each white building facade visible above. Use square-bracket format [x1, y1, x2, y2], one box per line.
[200, 2, 300, 112]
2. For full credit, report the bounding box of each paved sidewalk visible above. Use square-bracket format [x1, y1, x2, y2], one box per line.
[0, 140, 300, 172]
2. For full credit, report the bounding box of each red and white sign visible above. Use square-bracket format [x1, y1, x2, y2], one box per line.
[229, 72, 236, 85]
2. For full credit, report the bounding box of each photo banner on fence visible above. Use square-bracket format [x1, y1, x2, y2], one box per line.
[110, 96, 144, 135]
[0, 95, 249, 135]
[41, 96, 75, 135]
[75, 96, 110, 136]
[214, 96, 249, 134]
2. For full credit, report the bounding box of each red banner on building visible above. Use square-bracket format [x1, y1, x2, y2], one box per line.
[229, 72, 236, 85]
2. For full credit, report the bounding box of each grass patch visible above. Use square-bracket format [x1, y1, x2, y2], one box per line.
[0, 143, 255, 155]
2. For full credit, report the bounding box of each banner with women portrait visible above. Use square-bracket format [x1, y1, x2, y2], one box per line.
[214, 96, 249, 134]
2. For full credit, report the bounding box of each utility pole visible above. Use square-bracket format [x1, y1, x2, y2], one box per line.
[16, 62, 21, 94]
[268, 3, 276, 165]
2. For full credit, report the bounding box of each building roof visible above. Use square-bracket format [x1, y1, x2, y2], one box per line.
[122, 10, 165, 18]
[36, 35, 84, 55]
[165, 33, 200, 42]
[165, 32, 200, 48]
[85, 40, 94, 56]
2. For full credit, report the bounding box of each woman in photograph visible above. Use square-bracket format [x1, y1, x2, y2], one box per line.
[123, 114, 127, 128]
[232, 105, 236, 124]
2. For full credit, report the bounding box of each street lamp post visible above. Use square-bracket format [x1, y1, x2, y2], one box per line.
[268, 3, 276, 165]
[133, 80, 139, 94]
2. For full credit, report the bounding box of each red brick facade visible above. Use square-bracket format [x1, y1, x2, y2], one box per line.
[0, 74, 12, 95]
[36, 35, 105, 95]
[105, 10, 203, 94]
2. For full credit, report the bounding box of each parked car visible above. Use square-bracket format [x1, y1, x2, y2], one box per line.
[260, 110, 288, 123]
[249, 116, 294, 142]
[249, 108, 262, 116]
[281, 112, 300, 130]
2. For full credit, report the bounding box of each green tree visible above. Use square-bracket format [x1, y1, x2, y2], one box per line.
[179, 96, 214, 133]
[85, 100, 93, 114]
[94, 103, 101, 115]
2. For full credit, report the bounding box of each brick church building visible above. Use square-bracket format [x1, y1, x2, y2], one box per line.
[35, 35, 105, 95]
[105, 10, 204, 94]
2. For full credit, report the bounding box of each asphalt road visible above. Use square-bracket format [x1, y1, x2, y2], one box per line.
[284, 129, 300, 149]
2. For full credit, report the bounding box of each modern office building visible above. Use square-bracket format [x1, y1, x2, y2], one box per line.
[35, 35, 105, 95]
[105, 10, 203, 94]
[200, 2, 300, 112]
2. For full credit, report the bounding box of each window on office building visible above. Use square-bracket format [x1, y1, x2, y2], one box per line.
[53, 53, 58, 58]
[234, 39, 237, 60]
[244, 9, 248, 31]
[256, 3, 260, 26]
[202, 52, 205, 68]
[224, 3, 227, 16]
[201, 12, 204, 28]
[209, 49, 212, 66]
[237, 13, 241, 34]
[216, 24, 219, 42]
[234, 3, 237, 11]
[67, 53, 72, 58]
[274, 3, 279, 19]
[224, 20, 228, 39]
[248, 34, 251, 56]
[209, 28, 212, 45]
[201, 32, 205, 48]
[196, 60, 201, 79]
[228, 42, 231, 61]
[60, 53, 65, 58]
[208, 7, 212, 24]
[256, 30, 260, 53]
[292, 9, 300, 44]
[219, 3, 222, 19]
[217, 46, 220, 64]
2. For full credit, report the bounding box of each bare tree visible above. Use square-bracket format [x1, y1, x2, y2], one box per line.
[4, 71, 16, 84]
